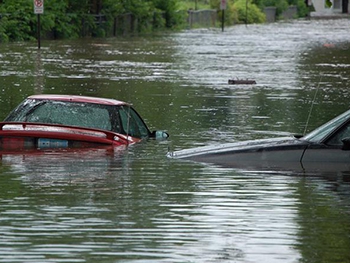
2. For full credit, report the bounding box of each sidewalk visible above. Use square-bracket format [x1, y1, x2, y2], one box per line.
[310, 11, 350, 19]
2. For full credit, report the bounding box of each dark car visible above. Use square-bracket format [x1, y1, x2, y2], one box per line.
[0, 94, 168, 152]
[168, 108, 350, 172]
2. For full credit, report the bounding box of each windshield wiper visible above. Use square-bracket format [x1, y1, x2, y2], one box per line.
[23, 100, 47, 121]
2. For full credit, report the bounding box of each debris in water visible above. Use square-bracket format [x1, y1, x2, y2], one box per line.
[228, 78, 256, 85]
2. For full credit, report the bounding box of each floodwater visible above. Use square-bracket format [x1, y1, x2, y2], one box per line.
[1, 19, 350, 262]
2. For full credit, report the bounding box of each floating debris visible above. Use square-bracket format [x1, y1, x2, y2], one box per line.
[228, 79, 256, 85]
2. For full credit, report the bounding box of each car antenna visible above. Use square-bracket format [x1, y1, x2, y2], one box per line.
[303, 76, 322, 135]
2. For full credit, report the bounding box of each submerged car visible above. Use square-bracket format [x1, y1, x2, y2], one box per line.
[168, 108, 350, 172]
[0, 94, 168, 152]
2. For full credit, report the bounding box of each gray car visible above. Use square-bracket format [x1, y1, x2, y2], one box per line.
[168, 109, 350, 172]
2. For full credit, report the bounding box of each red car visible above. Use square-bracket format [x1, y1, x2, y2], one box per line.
[0, 94, 168, 152]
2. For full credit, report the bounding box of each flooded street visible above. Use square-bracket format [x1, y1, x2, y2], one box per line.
[1, 19, 350, 262]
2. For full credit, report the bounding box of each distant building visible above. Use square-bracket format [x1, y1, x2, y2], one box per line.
[312, 0, 349, 14]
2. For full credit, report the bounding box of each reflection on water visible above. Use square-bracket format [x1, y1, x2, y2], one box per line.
[0, 19, 350, 262]
[0, 150, 302, 263]
[2, 149, 350, 262]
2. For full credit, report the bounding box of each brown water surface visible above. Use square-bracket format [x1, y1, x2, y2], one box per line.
[0, 19, 350, 263]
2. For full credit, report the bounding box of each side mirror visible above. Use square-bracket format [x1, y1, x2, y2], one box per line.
[294, 134, 303, 139]
[151, 130, 169, 139]
[341, 137, 350, 150]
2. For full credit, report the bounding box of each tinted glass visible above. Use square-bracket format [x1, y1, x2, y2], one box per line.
[303, 109, 350, 143]
[119, 106, 149, 138]
[326, 121, 350, 145]
[119, 106, 150, 138]
[5, 99, 113, 131]
[5, 99, 150, 139]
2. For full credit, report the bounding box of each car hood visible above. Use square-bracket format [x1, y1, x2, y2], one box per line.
[168, 136, 307, 159]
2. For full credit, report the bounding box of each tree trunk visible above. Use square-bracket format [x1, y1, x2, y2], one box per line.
[90, 0, 102, 14]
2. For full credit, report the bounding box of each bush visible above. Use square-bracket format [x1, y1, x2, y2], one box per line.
[0, 0, 183, 42]
[210, 0, 265, 25]
[209, 0, 235, 25]
[288, 0, 309, 17]
[0, 0, 36, 42]
[262, 0, 289, 18]
[43, 1, 83, 39]
[232, 0, 266, 24]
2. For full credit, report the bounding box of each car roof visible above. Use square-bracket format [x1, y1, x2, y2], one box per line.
[27, 94, 129, 106]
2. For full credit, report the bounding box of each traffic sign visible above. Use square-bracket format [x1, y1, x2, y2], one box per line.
[34, 0, 44, 14]
[220, 0, 227, 10]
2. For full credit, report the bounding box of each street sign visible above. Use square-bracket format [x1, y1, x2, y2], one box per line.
[34, 0, 44, 49]
[34, 0, 44, 14]
[220, 0, 226, 32]
[220, 0, 227, 10]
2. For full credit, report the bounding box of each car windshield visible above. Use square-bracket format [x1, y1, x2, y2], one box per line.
[4, 99, 150, 138]
[303, 109, 350, 143]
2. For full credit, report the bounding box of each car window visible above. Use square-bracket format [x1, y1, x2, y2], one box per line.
[5, 99, 45, 121]
[4, 99, 150, 138]
[303, 109, 350, 143]
[12, 100, 112, 131]
[119, 106, 150, 138]
[326, 121, 350, 146]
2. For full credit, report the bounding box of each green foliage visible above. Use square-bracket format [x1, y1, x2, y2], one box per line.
[0, 0, 36, 42]
[208, 0, 215, 8]
[325, 0, 332, 7]
[101, 0, 123, 17]
[232, 0, 266, 23]
[178, 0, 211, 10]
[288, 0, 309, 17]
[129, 0, 157, 32]
[209, 0, 221, 9]
[0, 0, 308, 42]
[209, 0, 234, 25]
[0, 18, 8, 42]
[209, 0, 308, 22]
[0, 0, 183, 42]
[43, 0, 81, 39]
[209, 0, 265, 25]
[153, 0, 178, 28]
[262, 0, 289, 17]
[0, 0, 84, 41]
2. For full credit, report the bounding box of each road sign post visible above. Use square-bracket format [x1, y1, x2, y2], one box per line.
[220, 0, 226, 32]
[34, 0, 44, 49]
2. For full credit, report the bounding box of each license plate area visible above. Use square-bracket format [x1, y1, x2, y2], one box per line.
[38, 138, 68, 148]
